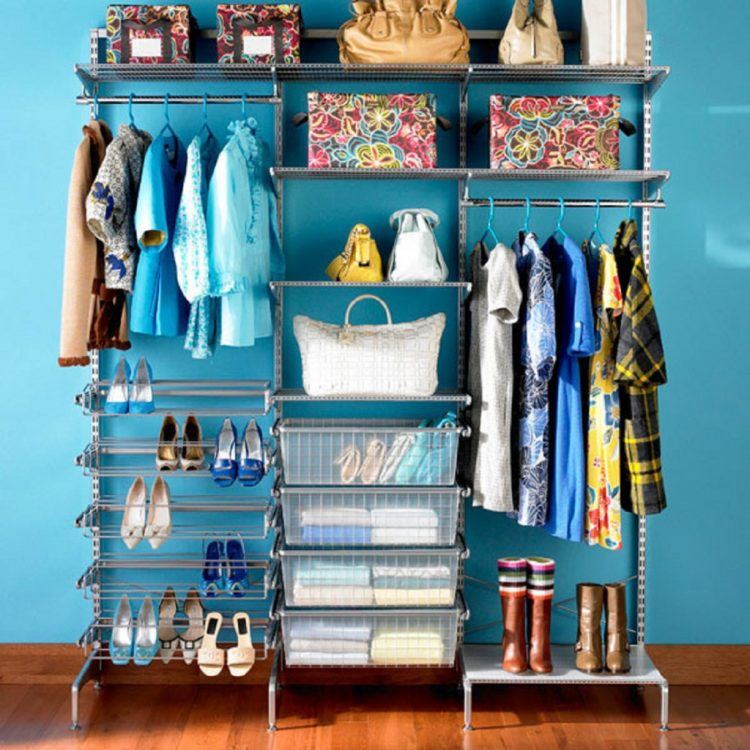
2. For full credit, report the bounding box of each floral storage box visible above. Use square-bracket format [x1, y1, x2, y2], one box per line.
[307, 93, 437, 170]
[106, 5, 193, 63]
[217, 4, 301, 64]
[489, 95, 622, 170]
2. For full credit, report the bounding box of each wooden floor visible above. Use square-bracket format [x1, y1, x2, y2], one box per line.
[1, 683, 748, 749]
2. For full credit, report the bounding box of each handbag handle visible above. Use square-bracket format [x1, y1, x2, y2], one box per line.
[344, 295, 393, 326]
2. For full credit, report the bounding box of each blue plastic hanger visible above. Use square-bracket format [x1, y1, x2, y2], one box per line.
[481, 197, 501, 248]
[627, 199, 634, 221]
[91, 91, 100, 120]
[589, 198, 606, 247]
[553, 197, 569, 241]
[523, 196, 532, 235]
[198, 93, 215, 142]
[128, 94, 136, 129]
[241, 94, 248, 119]
[159, 93, 178, 140]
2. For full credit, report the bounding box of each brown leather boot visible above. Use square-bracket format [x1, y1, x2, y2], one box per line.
[575, 583, 603, 673]
[500, 593, 528, 673]
[605, 583, 631, 673]
[527, 597, 553, 673]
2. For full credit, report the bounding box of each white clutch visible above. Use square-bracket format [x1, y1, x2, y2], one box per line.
[293, 295, 445, 398]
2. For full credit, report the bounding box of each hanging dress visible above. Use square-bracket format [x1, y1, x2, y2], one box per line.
[513, 232, 557, 527]
[543, 234, 596, 542]
[173, 131, 220, 358]
[131, 131, 189, 337]
[207, 118, 284, 348]
[466, 241, 523, 512]
[585, 244, 624, 549]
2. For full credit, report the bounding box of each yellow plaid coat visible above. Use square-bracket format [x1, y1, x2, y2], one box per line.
[613, 220, 667, 515]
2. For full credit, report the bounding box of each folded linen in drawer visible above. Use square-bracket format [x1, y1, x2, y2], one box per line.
[370, 630, 445, 665]
[373, 576, 452, 589]
[372, 565, 451, 581]
[300, 508, 372, 526]
[301, 526, 372, 544]
[288, 620, 372, 642]
[373, 588, 454, 606]
[370, 527, 439, 545]
[286, 652, 370, 666]
[290, 638, 370, 654]
[370, 508, 438, 528]
[294, 562, 371, 587]
[292, 584, 375, 606]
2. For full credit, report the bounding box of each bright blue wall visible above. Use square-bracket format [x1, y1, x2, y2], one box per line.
[0, 1, 747, 644]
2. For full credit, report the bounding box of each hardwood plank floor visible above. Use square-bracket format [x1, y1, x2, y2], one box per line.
[0, 683, 747, 750]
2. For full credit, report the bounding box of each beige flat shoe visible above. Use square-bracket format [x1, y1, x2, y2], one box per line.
[335, 445, 361, 484]
[121, 476, 147, 549]
[227, 612, 256, 677]
[144, 476, 172, 550]
[360, 440, 386, 485]
[156, 416, 179, 470]
[197, 612, 224, 677]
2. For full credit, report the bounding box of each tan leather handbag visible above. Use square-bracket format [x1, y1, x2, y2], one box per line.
[338, 0, 470, 65]
[499, 0, 563, 65]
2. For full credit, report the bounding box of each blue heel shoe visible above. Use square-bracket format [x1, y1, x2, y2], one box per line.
[133, 596, 159, 666]
[238, 420, 265, 487]
[211, 418, 237, 487]
[226, 536, 249, 598]
[201, 539, 226, 598]
[110, 595, 133, 665]
[129, 356, 155, 414]
[105, 357, 131, 414]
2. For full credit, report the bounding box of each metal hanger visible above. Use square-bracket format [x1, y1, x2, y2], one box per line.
[553, 197, 569, 241]
[481, 197, 500, 248]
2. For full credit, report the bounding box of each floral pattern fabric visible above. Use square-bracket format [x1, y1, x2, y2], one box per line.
[106, 5, 193, 63]
[513, 233, 557, 527]
[307, 93, 437, 170]
[585, 244, 624, 550]
[217, 4, 301, 64]
[490, 95, 621, 171]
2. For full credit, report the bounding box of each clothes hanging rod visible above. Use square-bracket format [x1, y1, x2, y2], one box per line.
[462, 198, 666, 210]
[76, 94, 281, 106]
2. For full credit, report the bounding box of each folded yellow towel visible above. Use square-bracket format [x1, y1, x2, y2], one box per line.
[373, 589, 454, 606]
[370, 631, 445, 665]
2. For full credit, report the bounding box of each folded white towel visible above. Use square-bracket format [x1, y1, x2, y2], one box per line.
[372, 565, 452, 579]
[299, 507, 372, 527]
[286, 652, 370, 666]
[371, 527, 439, 545]
[291, 584, 375, 606]
[289, 638, 369, 654]
[370, 508, 439, 528]
[288, 620, 372, 642]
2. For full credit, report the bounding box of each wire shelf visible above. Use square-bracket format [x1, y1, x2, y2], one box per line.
[74, 62, 670, 91]
[274, 389, 470, 404]
[84, 494, 275, 514]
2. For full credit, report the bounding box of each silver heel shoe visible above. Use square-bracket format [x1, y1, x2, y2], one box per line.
[134, 597, 158, 666]
[110, 595, 133, 665]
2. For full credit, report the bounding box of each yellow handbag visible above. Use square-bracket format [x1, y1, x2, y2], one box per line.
[325, 224, 384, 283]
[338, 0, 470, 65]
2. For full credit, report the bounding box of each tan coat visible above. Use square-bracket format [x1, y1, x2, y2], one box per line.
[59, 120, 130, 366]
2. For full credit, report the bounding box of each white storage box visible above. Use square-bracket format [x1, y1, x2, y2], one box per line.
[278, 596, 468, 667]
[279, 486, 464, 547]
[276, 419, 464, 487]
[278, 544, 466, 608]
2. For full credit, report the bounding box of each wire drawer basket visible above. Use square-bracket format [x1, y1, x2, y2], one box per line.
[277, 595, 468, 668]
[277, 543, 466, 608]
[278, 486, 464, 547]
[276, 419, 465, 487]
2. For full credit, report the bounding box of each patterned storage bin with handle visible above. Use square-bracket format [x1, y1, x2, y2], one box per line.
[293, 295, 445, 398]
[307, 92, 438, 169]
[216, 4, 302, 64]
[106, 5, 194, 63]
[490, 94, 635, 170]
[387, 209, 448, 283]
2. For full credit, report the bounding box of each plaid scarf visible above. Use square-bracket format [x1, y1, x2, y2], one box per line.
[613, 220, 667, 515]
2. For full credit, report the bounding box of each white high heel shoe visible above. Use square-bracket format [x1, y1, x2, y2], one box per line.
[144, 476, 172, 550]
[110, 595, 133, 665]
[133, 597, 158, 666]
[121, 476, 147, 549]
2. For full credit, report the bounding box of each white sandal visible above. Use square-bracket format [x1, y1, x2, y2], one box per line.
[227, 612, 256, 677]
[360, 440, 386, 485]
[197, 612, 224, 677]
[335, 445, 361, 484]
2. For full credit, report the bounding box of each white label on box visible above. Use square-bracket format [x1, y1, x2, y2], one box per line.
[243, 34, 274, 56]
[130, 36, 163, 58]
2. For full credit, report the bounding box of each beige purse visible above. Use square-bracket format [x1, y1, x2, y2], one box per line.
[338, 0, 470, 64]
[499, 0, 564, 65]
[581, 0, 647, 66]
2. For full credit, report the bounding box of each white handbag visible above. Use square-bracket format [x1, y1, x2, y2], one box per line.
[581, 0, 647, 66]
[387, 209, 449, 283]
[293, 295, 445, 398]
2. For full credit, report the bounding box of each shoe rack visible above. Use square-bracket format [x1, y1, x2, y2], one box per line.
[71, 25, 670, 733]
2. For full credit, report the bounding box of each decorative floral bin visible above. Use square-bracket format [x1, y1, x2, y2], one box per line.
[105, 5, 193, 64]
[489, 95, 622, 170]
[307, 92, 438, 169]
[216, 4, 301, 64]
